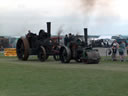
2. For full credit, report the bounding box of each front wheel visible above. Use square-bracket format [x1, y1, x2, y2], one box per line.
[53, 46, 60, 61]
[37, 46, 47, 61]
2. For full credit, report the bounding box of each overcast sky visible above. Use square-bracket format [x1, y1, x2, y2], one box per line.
[0, 0, 128, 36]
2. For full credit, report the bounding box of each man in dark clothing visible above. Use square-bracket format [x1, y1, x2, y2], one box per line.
[119, 41, 126, 61]
[64, 34, 68, 46]
[68, 33, 73, 42]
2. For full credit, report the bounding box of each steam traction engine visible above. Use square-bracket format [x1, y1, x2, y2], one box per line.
[60, 28, 100, 64]
[16, 22, 60, 61]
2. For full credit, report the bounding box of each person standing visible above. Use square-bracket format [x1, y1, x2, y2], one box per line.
[118, 41, 126, 61]
[112, 40, 119, 61]
[64, 34, 68, 46]
[68, 33, 73, 42]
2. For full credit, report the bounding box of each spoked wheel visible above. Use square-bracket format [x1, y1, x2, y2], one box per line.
[37, 46, 47, 61]
[53, 46, 60, 61]
[60, 46, 71, 63]
[16, 37, 29, 60]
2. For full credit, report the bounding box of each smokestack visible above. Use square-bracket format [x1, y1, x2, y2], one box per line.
[84, 28, 88, 46]
[47, 22, 51, 38]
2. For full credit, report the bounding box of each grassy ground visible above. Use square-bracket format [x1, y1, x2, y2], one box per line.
[0, 54, 128, 96]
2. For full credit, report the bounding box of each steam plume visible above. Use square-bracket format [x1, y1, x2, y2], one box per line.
[79, 0, 116, 26]
[80, 0, 97, 13]
[57, 25, 64, 36]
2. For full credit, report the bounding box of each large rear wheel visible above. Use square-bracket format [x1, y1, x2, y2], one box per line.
[60, 47, 71, 63]
[16, 37, 29, 60]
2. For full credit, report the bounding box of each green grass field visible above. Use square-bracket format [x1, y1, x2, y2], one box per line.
[0, 54, 128, 96]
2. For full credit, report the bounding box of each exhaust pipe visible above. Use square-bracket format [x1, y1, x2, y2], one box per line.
[84, 28, 88, 47]
[47, 22, 51, 38]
